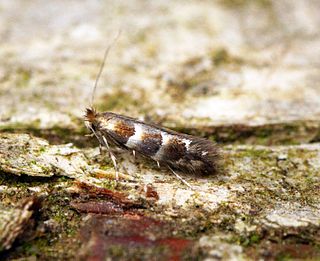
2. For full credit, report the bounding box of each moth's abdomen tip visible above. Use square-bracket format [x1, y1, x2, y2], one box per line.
[173, 137, 220, 175]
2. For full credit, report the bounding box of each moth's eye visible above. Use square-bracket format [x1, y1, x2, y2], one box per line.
[91, 123, 97, 132]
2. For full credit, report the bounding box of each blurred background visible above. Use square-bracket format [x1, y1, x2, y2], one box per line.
[0, 0, 320, 143]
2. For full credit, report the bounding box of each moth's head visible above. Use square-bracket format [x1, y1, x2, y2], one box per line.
[85, 107, 97, 122]
[84, 107, 100, 134]
[84, 107, 114, 136]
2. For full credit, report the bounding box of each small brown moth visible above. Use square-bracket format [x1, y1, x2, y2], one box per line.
[84, 33, 219, 187]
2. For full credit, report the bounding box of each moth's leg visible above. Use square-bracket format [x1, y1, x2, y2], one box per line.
[99, 144, 104, 155]
[109, 150, 119, 180]
[102, 136, 119, 181]
[168, 166, 193, 189]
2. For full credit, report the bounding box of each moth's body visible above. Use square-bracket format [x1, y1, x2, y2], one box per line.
[85, 108, 219, 175]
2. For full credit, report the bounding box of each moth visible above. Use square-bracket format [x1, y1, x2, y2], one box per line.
[84, 33, 219, 187]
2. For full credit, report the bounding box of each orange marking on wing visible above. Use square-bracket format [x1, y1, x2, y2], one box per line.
[114, 120, 135, 139]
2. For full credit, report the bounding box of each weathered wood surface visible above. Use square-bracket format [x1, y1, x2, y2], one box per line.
[0, 133, 319, 259]
[0, 0, 320, 260]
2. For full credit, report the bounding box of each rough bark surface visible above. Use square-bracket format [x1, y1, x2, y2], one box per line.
[0, 0, 319, 260]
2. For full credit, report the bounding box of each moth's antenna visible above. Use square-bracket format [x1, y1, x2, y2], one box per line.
[91, 30, 122, 107]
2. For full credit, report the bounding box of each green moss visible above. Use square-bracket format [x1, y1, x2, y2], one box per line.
[0, 172, 83, 259]
[15, 227, 80, 260]
[238, 233, 261, 247]
[29, 160, 37, 165]
[210, 48, 243, 66]
[0, 171, 51, 189]
[311, 128, 320, 142]
[172, 120, 320, 145]
[219, 0, 272, 8]
[39, 146, 46, 153]
[249, 234, 261, 244]
[99, 164, 113, 171]
[0, 121, 41, 132]
[235, 148, 270, 158]
[108, 245, 126, 258]
[97, 89, 141, 112]
[16, 68, 32, 88]
[101, 179, 117, 190]
[0, 123, 92, 148]
[275, 253, 293, 261]
[164, 49, 244, 101]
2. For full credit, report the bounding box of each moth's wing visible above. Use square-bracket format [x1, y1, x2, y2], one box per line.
[168, 135, 220, 175]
